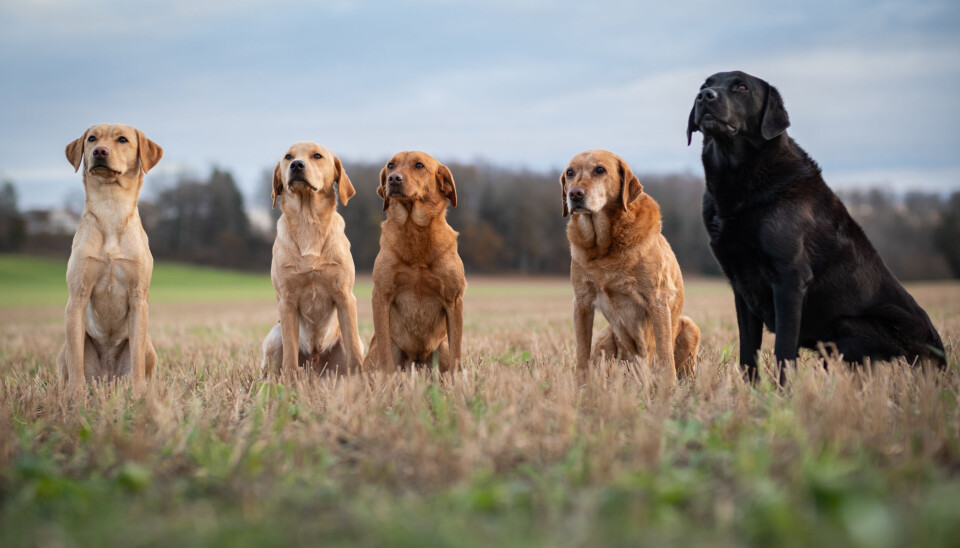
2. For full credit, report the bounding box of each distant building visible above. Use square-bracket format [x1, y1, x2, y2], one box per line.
[246, 206, 276, 237]
[23, 208, 80, 235]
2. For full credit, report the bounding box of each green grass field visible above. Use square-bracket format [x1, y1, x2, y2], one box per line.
[0, 254, 582, 308]
[0, 254, 278, 307]
[1, 253, 959, 547]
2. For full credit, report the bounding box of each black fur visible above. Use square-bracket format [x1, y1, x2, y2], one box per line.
[687, 71, 946, 384]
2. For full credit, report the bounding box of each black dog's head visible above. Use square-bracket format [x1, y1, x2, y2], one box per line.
[686, 71, 790, 146]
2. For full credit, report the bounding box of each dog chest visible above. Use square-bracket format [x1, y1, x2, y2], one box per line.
[594, 284, 648, 326]
[297, 310, 339, 354]
[390, 287, 447, 345]
[85, 266, 133, 344]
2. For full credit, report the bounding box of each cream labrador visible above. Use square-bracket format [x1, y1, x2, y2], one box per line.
[58, 123, 163, 387]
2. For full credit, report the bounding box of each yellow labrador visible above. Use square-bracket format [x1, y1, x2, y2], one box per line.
[261, 142, 364, 378]
[363, 151, 466, 373]
[561, 150, 700, 383]
[57, 123, 163, 387]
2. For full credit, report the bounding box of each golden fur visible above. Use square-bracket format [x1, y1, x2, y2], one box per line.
[363, 151, 466, 373]
[561, 149, 700, 382]
[57, 123, 163, 388]
[261, 142, 363, 378]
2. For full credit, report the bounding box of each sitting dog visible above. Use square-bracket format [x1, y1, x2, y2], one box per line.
[687, 70, 946, 383]
[363, 151, 466, 373]
[562, 149, 700, 381]
[57, 124, 163, 387]
[261, 142, 364, 378]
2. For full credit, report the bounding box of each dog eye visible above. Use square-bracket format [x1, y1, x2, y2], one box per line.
[313, 153, 322, 159]
[118, 136, 128, 143]
[285, 154, 293, 160]
[594, 166, 606, 175]
[415, 162, 424, 169]
[87, 135, 97, 142]
[566, 169, 574, 177]
[735, 84, 748, 92]
[387, 162, 395, 169]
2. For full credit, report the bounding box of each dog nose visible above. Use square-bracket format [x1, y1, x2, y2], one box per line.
[92, 146, 109, 159]
[697, 88, 718, 102]
[290, 160, 305, 171]
[388, 172, 404, 185]
[569, 188, 585, 201]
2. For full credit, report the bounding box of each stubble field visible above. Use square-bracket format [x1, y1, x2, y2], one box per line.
[1, 255, 959, 547]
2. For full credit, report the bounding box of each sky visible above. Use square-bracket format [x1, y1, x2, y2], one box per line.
[1, 0, 958, 210]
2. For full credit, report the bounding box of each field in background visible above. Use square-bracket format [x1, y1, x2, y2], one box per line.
[1, 254, 959, 546]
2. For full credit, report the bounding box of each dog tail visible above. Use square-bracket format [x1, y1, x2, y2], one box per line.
[674, 316, 701, 378]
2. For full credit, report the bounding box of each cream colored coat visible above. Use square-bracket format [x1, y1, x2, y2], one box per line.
[57, 123, 163, 387]
[260, 142, 363, 378]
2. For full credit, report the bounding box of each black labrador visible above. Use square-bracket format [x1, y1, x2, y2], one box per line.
[686, 70, 946, 384]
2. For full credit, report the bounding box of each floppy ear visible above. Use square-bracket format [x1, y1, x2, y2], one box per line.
[65, 129, 88, 173]
[760, 83, 790, 140]
[619, 158, 643, 211]
[437, 164, 457, 208]
[559, 172, 569, 218]
[136, 129, 163, 174]
[377, 166, 389, 211]
[271, 161, 283, 209]
[334, 155, 355, 206]
[686, 100, 698, 146]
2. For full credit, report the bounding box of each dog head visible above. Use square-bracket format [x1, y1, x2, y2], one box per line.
[378, 151, 456, 213]
[65, 124, 163, 186]
[559, 149, 642, 217]
[686, 71, 790, 145]
[272, 142, 354, 209]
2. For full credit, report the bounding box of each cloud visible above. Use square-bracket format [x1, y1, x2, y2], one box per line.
[1, 0, 958, 209]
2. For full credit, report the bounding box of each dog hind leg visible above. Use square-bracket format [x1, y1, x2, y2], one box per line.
[673, 316, 701, 378]
[313, 336, 348, 376]
[260, 323, 283, 380]
[436, 340, 453, 373]
[591, 326, 619, 362]
[83, 335, 103, 382]
[145, 335, 157, 379]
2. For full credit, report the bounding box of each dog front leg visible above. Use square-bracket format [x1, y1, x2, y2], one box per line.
[651, 296, 677, 385]
[279, 297, 300, 379]
[772, 270, 810, 386]
[371, 289, 394, 373]
[63, 287, 93, 388]
[335, 290, 363, 372]
[573, 296, 595, 374]
[734, 292, 763, 383]
[444, 295, 464, 372]
[127, 286, 149, 388]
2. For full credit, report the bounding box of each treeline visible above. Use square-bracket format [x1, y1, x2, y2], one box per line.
[141, 168, 271, 269]
[2, 164, 959, 280]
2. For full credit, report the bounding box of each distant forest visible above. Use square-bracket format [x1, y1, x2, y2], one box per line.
[2, 161, 959, 280]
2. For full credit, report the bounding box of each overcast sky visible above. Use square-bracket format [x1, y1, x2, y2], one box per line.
[1, 0, 958, 209]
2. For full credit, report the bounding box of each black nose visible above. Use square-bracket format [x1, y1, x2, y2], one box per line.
[290, 160, 305, 171]
[569, 188, 585, 201]
[388, 172, 404, 185]
[697, 88, 718, 102]
[92, 146, 109, 159]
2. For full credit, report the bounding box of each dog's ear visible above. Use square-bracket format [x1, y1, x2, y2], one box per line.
[377, 166, 389, 211]
[136, 129, 163, 174]
[65, 129, 88, 173]
[760, 83, 790, 140]
[437, 163, 457, 208]
[619, 158, 643, 211]
[334, 155, 355, 206]
[271, 161, 283, 209]
[686, 100, 699, 146]
[559, 171, 569, 218]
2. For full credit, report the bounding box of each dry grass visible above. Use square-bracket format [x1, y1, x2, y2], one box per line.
[1, 277, 959, 547]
